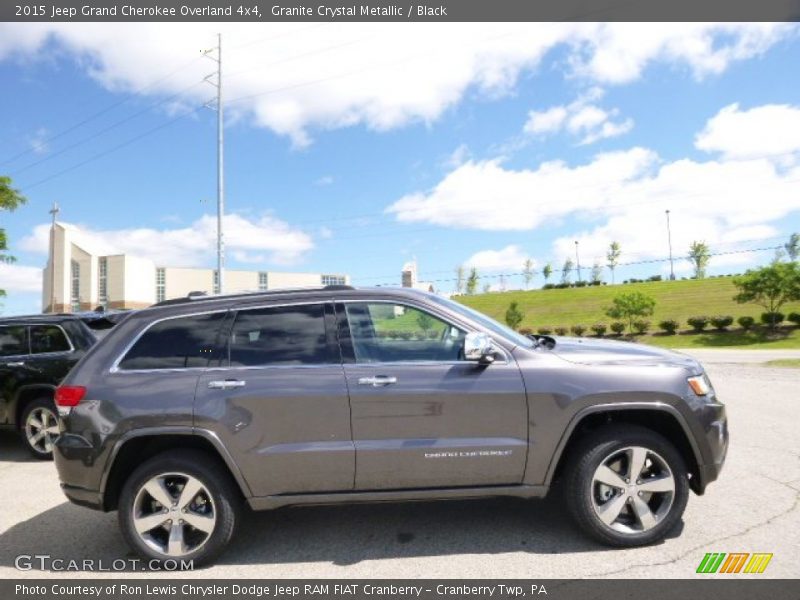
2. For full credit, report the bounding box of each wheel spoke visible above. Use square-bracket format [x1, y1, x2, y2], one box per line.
[628, 447, 648, 481]
[178, 476, 204, 509]
[134, 511, 169, 534]
[594, 465, 627, 489]
[183, 511, 215, 533]
[632, 496, 657, 529]
[46, 426, 60, 435]
[167, 522, 187, 556]
[29, 431, 45, 446]
[597, 493, 627, 526]
[144, 478, 175, 508]
[638, 475, 675, 493]
[28, 417, 43, 431]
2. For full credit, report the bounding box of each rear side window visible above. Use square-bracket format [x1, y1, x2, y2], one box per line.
[228, 304, 334, 367]
[30, 325, 71, 354]
[118, 312, 225, 371]
[0, 326, 28, 357]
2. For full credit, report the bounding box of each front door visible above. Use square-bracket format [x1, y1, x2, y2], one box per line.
[194, 302, 354, 497]
[338, 301, 528, 491]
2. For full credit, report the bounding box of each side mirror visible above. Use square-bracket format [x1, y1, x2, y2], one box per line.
[464, 332, 497, 364]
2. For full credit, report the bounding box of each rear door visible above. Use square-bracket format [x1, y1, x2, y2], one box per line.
[338, 300, 528, 491]
[194, 301, 354, 497]
[0, 325, 29, 424]
[25, 324, 80, 387]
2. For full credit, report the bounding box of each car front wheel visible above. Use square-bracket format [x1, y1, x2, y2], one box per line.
[565, 424, 689, 547]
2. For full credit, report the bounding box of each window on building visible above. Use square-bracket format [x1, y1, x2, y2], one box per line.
[258, 272, 268, 291]
[228, 304, 335, 367]
[321, 274, 346, 286]
[30, 325, 71, 354]
[117, 312, 226, 371]
[213, 270, 220, 294]
[344, 303, 466, 363]
[0, 326, 28, 357]
[155, 268, 166, 303]
[98, 257, 108, 309]
[71, 260, 80, 312]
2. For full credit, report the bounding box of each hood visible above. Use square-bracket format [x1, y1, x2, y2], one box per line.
[547, 336, 699, 370]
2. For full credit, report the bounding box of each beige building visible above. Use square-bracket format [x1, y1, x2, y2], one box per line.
[42, 223, 349, 312]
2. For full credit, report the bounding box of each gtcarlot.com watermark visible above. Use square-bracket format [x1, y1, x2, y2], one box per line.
[15, 554, 193, 572]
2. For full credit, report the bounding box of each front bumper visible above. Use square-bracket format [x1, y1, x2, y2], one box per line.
[692, 402, 729, 494]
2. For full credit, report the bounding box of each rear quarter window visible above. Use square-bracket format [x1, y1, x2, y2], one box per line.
[30, 325, 71, 354]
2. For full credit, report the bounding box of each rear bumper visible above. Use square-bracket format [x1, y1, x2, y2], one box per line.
[54, 433, 107, 510]
[61, 483, 103, 510]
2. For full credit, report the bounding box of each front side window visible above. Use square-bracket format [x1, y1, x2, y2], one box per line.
[0, 326, 28, 357]
[344, 302, 465, 363]
[30, 325, 71, 354]
[117, 312, 225, 370]
[228, 304, 334, 367]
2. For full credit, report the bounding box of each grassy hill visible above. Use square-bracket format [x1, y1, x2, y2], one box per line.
[456, 276, 800, 349]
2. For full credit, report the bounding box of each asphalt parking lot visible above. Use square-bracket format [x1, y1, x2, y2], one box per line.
[0, 351, 798, 579]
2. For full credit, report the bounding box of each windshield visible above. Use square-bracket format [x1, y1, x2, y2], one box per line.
[427, 295, 536, 349]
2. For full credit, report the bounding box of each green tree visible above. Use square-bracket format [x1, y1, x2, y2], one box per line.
[688, 240, 711, 279]
[0, 177, 27, 302]
[606, 241, 621, 284]
[561, 257, 574, 284]
[505, 301, 524, 330]
[590, 261, 603, 284]
[605, 291, 656, 333]
[454, 264, 465, 294]
[522, 258, 535, 290]
[542, 262, 553, 285]
[466, 267, 479, 295]
[733, 263, 800, 329]
[785, 233, 799, 262]
[415, 310, 434, 333]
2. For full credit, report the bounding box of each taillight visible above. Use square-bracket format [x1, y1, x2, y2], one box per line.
[55, 385, 86, 407]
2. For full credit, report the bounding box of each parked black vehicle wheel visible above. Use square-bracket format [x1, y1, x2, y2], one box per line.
[20, 397, 59, 460]
[565, 424, 689, 547]
[118, 450, 240, 567]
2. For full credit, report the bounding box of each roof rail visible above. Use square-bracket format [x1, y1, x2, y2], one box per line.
[151, 284, 355, 308]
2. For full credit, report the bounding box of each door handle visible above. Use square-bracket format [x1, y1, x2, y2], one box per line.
[358, 376, 397, 387]
[207, 379, 246, 390]
[5, 362, 24, 367]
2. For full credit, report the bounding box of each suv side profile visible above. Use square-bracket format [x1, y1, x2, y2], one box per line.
[54, 287, 728, 565]
[0, 313, 121, 458]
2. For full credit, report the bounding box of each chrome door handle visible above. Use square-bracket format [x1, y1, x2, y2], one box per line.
[358, 376, 397, 387]
[208, 379, 246, 390]
[5, 362, 24, 367]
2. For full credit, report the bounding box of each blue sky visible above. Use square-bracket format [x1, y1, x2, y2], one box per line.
[1, 23, 800, 314]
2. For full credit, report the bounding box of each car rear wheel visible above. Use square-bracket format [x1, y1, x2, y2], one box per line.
[20, 398, 59, 460]
[564, 424, 689, 547]
[118, 450, 240, 567]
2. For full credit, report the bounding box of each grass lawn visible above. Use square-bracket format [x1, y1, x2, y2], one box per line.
[764, 359, 800, 367]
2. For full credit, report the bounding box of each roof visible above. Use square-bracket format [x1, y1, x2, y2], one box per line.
[0, 310, 132, 325]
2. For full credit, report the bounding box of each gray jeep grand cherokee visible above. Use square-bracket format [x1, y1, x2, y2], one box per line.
[54, 286, 728, 565]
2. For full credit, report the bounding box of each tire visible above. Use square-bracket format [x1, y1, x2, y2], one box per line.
[564, 424, 689, 547]
[118, 449, 240, 567]
[19, 397, 59, 460]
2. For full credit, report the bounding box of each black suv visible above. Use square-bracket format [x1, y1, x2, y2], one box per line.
[0, 311, 126, 458]
[54, 286, 728, 565]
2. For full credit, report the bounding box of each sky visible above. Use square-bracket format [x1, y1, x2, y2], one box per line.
[1, 22, 799, 315]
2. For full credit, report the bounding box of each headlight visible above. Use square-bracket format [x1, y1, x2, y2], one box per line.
[688, 374, 711, 396]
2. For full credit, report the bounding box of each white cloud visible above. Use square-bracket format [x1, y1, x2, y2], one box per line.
[314, 175, 334, 186]
[0, 23, 792, 145]
[20, 213, 314, 267]
[696, 103, 800, 160]
[524, 88, 633, 145]
[27, 127, 49, 155]
[443, 143, 471, 169]
[465, 245, 532, 272]
[0, 263, 42, 294]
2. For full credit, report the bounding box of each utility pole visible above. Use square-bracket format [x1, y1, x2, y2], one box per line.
[574, 240, 582, 282]
[666, 209, 675, 280]
[204, 34, 225, 294]
[48, 201, 60, 313]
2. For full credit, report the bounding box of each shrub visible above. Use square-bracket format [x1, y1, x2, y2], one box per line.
[610, 322, 626, 335]
[787, 312, 800, 327]
[687, 316, 709, 332]
[387, 330, 400, 339]
[737, 316, 755, 331]
[537, 326, 553, 335]
[574, 281, 588, 288]
[761, 311, 785, 328]
[518, 327, 533, 335]
[505, 301, 524, 330]
[710, 315, 734, 331]
[542, 283, 555, 290]
[571, 324, 587, 336]
[427, 330, 440, 340]
[632, 319, 651, 335]
[590, 323, 607, 337]
[554, 282, 571, 289]
[398, 331, 414, 340]
[554, 326, 568, 336]
[647, 275, 663, 282]
[658, 319, 680, 335]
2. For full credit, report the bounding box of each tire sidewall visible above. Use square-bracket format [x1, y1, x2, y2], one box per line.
[19, 397, 57, 460]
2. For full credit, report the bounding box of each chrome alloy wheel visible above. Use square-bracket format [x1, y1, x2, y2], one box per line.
[24, 406, 59, 455]
[132, 472, 216, 557]
[590, 445, 675, 534]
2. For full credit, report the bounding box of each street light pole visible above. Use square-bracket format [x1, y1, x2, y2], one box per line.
[204, 34, 225, 295]
[575, 240, 582, 282]
[666, 209, 675, 280]
[48, 201, 60, 313]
